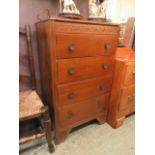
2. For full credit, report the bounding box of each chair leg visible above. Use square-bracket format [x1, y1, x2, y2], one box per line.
[42, 106, 55, 153]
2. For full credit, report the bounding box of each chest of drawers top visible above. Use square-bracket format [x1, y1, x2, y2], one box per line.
[37, 18, 119, 34]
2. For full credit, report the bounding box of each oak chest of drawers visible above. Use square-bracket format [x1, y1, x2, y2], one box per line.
[107, 48, 135, 128]
[36, 18, 119, 144]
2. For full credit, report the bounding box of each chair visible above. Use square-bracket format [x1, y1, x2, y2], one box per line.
[122, 17, 135, 48]
[19, 25, 54, 153]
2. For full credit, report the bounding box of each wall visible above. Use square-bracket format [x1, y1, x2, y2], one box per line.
[107, 0, 135, 23]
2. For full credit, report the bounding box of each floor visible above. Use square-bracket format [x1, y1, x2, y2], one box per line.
[20, 114, 135, 155]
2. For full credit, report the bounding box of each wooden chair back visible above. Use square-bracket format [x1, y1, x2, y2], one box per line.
[122, 17, 135, 48]
[19, 25, 36, 90]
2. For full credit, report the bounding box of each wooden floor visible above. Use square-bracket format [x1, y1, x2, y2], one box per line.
[20, 115, 135, 155]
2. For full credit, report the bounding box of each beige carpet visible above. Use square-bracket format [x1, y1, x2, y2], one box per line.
[20, 115, 135, 155]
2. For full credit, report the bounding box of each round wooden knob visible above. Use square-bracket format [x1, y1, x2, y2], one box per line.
[105, 43, 111, 49]
[68, 111, 75, 119]
[68, 92, 76, 99]
[128, 95, 134, 103]
[68, 67, 76, 75]
[99, 84, 106, 91]
[68, 43, 76, 52]
[102, 64, 109, 69]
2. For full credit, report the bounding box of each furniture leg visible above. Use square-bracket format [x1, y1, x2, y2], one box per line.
[96, 113, 106, 124]
[42, 107, 55, 153]
[108, 116, 125, 128]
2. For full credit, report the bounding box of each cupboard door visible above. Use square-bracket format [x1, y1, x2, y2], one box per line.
[123, 62, 135, 86]
[119, 85, 135, 111]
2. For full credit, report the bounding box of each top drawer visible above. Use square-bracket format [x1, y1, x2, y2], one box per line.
[55, 22, 119, 35]
[56, 34, 118, 59]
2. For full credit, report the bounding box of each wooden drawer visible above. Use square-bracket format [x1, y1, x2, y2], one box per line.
[55, 22, 119, 35]
[57, 56, 114, 84]
[57, 76, 112, 106]
[57, 94, 109, 127]
[56, 34, 117, 58]
[123, 61, 135, 86]
[119, 85, 135, 111]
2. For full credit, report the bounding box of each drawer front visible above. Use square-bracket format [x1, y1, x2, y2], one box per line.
[123, 62, 135, 86]
[56, 34, 117, 58]
[57, 76, 112, 106]
[55, 22, 119, 35]
[57, 94, 109, 127]
[119, 85, 135, 111]
[57, 57, 114, 84]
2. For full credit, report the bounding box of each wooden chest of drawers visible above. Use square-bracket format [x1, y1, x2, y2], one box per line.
[107, 48, 135, 128]
[36, 18, 119, 144]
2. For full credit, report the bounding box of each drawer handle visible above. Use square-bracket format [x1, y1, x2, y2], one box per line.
[128, 96, 132, 102]
[105, 43, 111, 49]
[68, 92, 76, 99]
[68, 67, 76, 75]
[128, 95, 135, 102]
[68, 43, 76, 52]
[68, 111, 75, 119]
[102, 64, 109, 69]
[99, 84, 106, 91]
[133, 71, 135, 76]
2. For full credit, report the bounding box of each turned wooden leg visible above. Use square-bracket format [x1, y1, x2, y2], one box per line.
[42, 106, 55, 153]
[107, 116, 125, 128]
[96, 114, 106, 124]
[55, 128, 71, 145]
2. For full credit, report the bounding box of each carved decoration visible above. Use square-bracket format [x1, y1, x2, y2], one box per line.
[56, 22, 117, 35]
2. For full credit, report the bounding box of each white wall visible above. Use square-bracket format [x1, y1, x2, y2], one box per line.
[107, 0, 135, 23]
